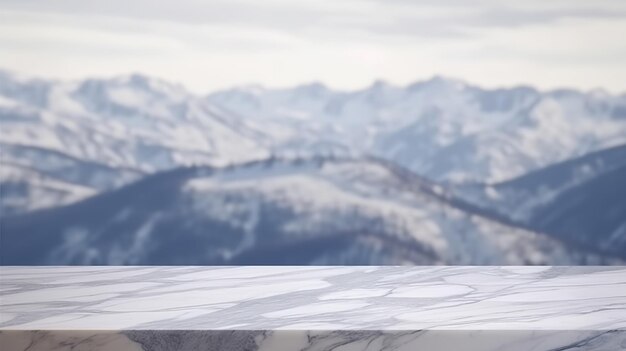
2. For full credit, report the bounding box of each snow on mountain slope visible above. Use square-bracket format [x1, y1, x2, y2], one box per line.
[1, 157, 615, 265]
[529, 164, 626, 259]
[0, 142, 143, 214]
[455, 143, 626, 219]
[417, 90, 626, 182]
[449, 144, 626, 257]
[0, 163, 96, 215]
[0, 70, 269, 213]
[208, 77, 626, 183]
[3, 70, 625, 215]
[0, 71, 266, 170]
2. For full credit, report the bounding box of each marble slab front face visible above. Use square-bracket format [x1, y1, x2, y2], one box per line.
[1, 266, 625, 350]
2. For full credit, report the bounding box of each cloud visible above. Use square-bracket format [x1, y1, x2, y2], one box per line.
[0, 0, 625, 93]
[2, 0, 625, 36]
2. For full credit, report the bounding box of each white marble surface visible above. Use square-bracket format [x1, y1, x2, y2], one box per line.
[1, 266, 625, 350]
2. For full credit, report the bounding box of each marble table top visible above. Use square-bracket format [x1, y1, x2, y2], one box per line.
[1, 266, 625, 331]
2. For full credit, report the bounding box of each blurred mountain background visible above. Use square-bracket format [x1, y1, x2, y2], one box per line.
[1, 70, 625, 264]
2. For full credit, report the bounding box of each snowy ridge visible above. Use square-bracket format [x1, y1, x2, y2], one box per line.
[1, 70, 625, 263]
[1, 157, 617, 265]
[0, 163, 96, 215]
[0, 72, 267, 171]
[3, 70, 625, 213]
[456, 144, 626, 222]
[0, 71, 270, 213]
[208, 77, 626, 183]
[450, 144, 626, 258]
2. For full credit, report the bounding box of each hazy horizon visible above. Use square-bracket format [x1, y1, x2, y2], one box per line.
[1, 0, 625, 93]
[3, 68, 625, 96]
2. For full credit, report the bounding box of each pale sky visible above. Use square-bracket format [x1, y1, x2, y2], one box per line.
[1, 0, 625, 93]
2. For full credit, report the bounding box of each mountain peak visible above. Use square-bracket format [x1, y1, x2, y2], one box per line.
[109, 73, 187, 96]
[295, 81, 328, 92]
[291, 81, 331, 100]
[369, 79, 394, 90]
[407, 75, 467, 92]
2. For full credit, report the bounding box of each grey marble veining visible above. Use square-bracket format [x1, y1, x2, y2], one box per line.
[1, 266, 625, 350]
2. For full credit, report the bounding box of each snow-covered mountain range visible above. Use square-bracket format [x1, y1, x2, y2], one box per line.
[459, 144, 626, 258]
[1, 69, 625, 264]
[3, 70, 625, 213]
[1, 157, 614, 265]
[208, 77, 626, 183]
[0, 70, 267, 213]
